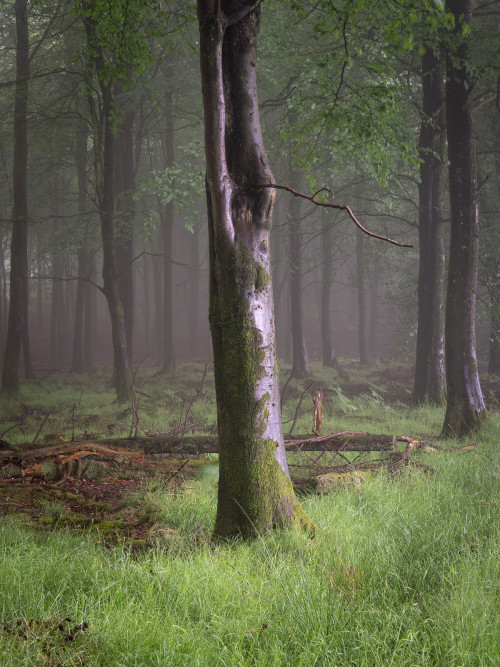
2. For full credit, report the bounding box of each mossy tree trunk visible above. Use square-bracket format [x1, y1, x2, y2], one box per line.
[197, 0, 311, 539]
[413, 48, 446, 406]
[441, 0, 486, 436]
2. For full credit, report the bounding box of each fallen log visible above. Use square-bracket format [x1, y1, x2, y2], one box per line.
[0, 431, 399, 463]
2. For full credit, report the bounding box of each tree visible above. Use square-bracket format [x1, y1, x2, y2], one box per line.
[197, 0, 311, 538]
[412, 47, 446, 405]
[441, 0, 486, 437]
[2, 0, 30, 395]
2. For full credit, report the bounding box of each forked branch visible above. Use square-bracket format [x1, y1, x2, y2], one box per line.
[253, 183, 413, 248]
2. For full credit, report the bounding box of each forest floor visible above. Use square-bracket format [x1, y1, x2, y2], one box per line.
[0, 360, 498, 665]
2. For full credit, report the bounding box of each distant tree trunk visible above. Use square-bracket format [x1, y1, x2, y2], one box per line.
[83, 17, 132, 403]
[2, 0, 30, 395]
[114, 102, 135, 368]
[356, 228, 369, 365]
[369, 261, 380, 360]
[160, 90, 175, 374]
[489, 286, 500, 374]
[188, 223, 201, 356]
[441, 0, 486, 436]
[198, 0, 310, 538]
[321, 214, 340, 370]
[413, 48, 446, 405]
[72, 124, 90, 373]
[83, 252, 97, 372]
[50, 249, 65, 368]
[0, 225, 5, 353]
[142, 249, 150, 353]
[288, 169, 310, 378]
[151, 237, 163, 364]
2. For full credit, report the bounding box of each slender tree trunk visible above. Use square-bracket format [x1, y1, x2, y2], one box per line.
[2, 0, 29, 394]
[288, 168, 310, 378]
[369, 261, 380, 360]
[413, 48, 446, 405]
[0, 224, 5, 353]
[50, 249, 65, 368]
[442, 0, 486, 436]
[83, 18, 133, 403]
[161, 90, 175, 373]
[356, 228, 369, 365]
[488, 286, 500, 374]
[142, 249, 150, 354]
[114, 103, 135, 368]
[188, 224, 201, 356]
[151, 237, 163, 364]
[321, 213, 341, 369]
[198, 0, 311, 538]
[83, 252, 97, 372]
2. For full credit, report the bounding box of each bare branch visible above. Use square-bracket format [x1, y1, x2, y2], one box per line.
[254, 183, 413, 248]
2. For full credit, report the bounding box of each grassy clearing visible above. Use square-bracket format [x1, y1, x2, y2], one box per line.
[0, 362, 498, 665]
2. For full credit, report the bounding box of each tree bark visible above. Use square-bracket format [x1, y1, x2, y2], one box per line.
[83, 16, 133, 403]
[368, 259, 380, 361]
[160, 90, 175, 373]
[2, 0, 30, 395]
[356, 228, 369, 365]
[114, 99, 135, 368]
[442, 0, 486, 436]
[198, 0, 311, 538]
[288, 166, 311, 378]
[321, 213, 341, 369]
[72, 124, 90, 373]
[413, 48, 446, 405]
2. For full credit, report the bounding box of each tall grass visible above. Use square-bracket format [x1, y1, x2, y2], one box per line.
[1, 416, 498, 665]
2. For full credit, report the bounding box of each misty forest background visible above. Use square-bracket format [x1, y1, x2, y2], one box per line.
[0, 0, 498, 398]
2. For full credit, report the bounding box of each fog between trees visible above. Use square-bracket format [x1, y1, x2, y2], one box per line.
[0, 0, 498, 420]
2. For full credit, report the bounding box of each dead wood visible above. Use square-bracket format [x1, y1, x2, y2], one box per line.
[0, 431, 441, 483]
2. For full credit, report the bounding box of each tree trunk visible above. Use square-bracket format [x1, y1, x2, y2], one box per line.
[50, 249, 65, 368]
[369, 260, 380, 360]
[321, 213, 341, 369]
[188, 223, 201, 356]
[442, 0, 486, 436]
[161, 90, 175, 374]
[288, 167, 310, 378]
[488, 287, 500, 375]
[114, 102, 135, 368]
[83, 17, 133, 403]
[2, 0, 29, 395]
[83, 252, 97, 372]
[197, 0, 311, 538]
[413, 48, 446, 405]
[356, 228, 369, 365]
[151, 236, 163, 364]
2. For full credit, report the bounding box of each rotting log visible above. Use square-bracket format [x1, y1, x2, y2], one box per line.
[0, 431, 400, 463]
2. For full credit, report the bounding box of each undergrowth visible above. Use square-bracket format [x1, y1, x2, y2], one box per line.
[0, 361, 498, 664]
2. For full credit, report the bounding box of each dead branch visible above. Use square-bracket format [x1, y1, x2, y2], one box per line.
[253, 183, 412, 248]
[288, 382, 315, 435]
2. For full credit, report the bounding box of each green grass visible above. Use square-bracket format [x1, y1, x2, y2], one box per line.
[0, 362, 498, 664]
